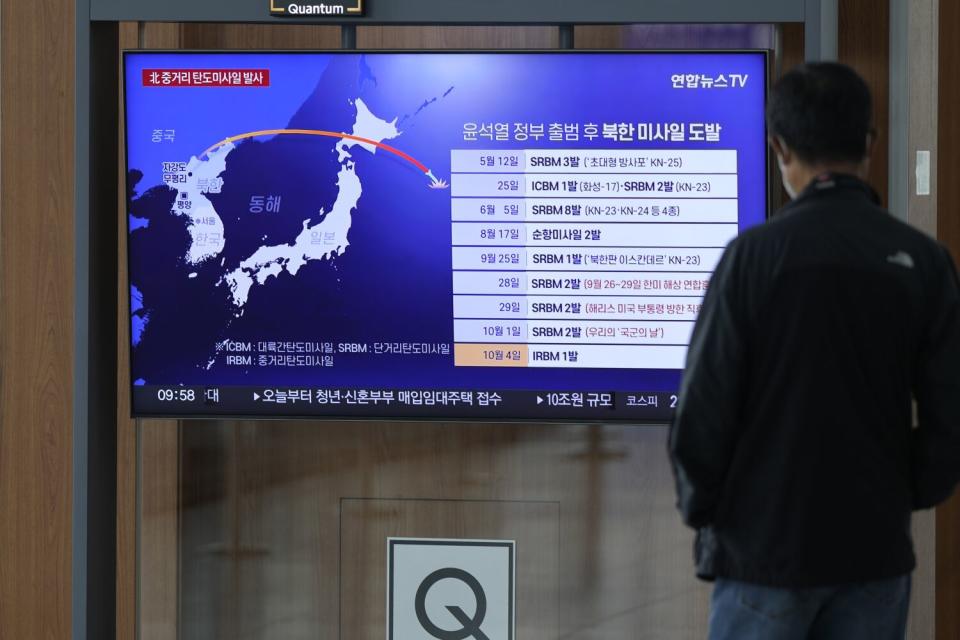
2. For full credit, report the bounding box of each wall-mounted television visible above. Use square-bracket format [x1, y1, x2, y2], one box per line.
[123, 50, 768, 421]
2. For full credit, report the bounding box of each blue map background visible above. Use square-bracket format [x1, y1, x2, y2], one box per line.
[125, 52, 768, 391]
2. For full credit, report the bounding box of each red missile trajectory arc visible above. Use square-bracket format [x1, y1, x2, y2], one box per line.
[200, 128, 447, 187]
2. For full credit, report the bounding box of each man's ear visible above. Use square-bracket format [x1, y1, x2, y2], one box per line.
[769, 135, 791, 165]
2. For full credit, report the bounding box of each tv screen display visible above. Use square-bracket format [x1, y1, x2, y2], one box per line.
[124, 51, 768, 421]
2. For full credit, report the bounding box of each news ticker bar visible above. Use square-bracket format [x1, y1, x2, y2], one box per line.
[133, 386, 677, 421]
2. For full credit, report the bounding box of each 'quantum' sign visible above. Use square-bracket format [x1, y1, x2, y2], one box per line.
[269, 0, 364, 17]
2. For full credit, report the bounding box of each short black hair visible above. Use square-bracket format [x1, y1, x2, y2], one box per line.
[767, 62, 874, 165]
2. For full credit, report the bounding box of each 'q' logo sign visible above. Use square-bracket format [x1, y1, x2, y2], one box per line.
[414, 568, 490, 640]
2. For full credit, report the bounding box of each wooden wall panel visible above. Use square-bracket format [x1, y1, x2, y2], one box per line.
[180, 23, 341, 49]
[839, 0, 891, 204]
[0, 0, 74, 637]
[778, 23, 805, 76]
[574, 26, 625, 49]
[938, 0, 960, 248]
[116, 22, 140, 640]
[936, 2, 960, 638]
[356, 26, 558, 48]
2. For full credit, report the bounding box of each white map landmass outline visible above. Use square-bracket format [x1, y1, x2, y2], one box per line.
[221, 98, 401, 310]
[164, 143, 233, 265]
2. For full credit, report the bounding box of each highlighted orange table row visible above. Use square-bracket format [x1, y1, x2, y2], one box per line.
[455, 343, 529, 367]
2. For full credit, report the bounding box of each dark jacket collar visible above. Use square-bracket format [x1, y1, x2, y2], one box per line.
[794, 172, 881, 206]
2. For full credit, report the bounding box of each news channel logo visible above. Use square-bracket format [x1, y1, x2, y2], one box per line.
[388, 538, 516, 640]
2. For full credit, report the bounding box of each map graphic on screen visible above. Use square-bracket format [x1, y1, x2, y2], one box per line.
[124, 51, 767, 421]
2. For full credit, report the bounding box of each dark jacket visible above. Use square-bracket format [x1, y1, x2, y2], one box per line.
[669, 173, 960, 587]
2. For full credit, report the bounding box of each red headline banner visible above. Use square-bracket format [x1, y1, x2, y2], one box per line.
[142, 69, 271, 87]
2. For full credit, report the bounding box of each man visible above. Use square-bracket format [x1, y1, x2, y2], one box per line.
[669, 62, 960, 640]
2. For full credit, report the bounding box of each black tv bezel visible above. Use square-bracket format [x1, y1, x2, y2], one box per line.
[121, 49, 771, 424]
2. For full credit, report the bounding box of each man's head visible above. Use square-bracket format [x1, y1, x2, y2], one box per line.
[767, 62, 875, 198]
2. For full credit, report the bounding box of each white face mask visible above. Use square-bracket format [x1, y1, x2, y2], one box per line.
[778, 154, 798, 200]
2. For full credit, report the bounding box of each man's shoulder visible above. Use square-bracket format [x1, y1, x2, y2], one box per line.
[741, 198, 944, 254]
[845, 202, 951, 270]
[731, 200, 955, 295]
